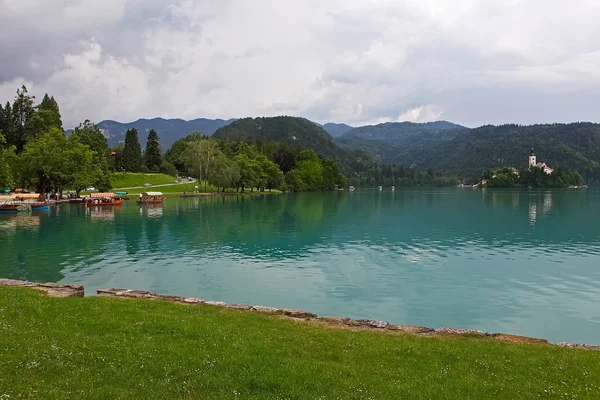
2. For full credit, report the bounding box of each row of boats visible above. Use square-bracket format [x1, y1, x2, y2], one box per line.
[0, 191, 166, 213]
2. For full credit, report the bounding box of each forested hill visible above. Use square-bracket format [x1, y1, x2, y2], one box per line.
[335, 121, 469, 164]
[96, 118, 236, 147]
[214, 117, 340, 158]
[413, 123, 600, 180]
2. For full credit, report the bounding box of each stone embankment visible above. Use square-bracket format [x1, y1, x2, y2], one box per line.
[2, 279, 598, 350]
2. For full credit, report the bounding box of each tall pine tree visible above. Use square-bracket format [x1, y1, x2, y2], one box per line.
[11, 86, 36, 151]
[144, 129, 162, 172]
[123, 128, 142, 172]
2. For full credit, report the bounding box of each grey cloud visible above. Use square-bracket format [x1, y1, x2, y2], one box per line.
[1, 0, 600, 128]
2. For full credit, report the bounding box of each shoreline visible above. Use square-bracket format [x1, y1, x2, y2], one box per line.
[1, 278, 597, 350]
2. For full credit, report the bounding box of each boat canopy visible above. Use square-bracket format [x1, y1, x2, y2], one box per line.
[142, 192, 163, 196]
[15, 193, 42, 199]
[0, 195, 15, 201]
[90, 193, 115, 198]
[115, 191, 128, 195]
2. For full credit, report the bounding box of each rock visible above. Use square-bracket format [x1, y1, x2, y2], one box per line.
[355, 319, 389, 329]
[183, 297, 204, 304]
[251, 305, 279, 313]
[97, 288, 129, 297]
[435, 327, 485, 335]
[491, 333, 548, 344]
[387, 324, 435, 334]
[280, 308, 317, 319]
[119, 290, 155, 299]
[204, 301, 226, 307]
[557, 342, 600, 350]
[0, 279, 84, 297]
[227, 304, 252, 310]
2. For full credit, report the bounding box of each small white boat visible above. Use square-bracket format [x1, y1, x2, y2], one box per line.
[378, 186, 382, 191]
[391, 186, 395, 191]
[349, 186, 355, 191]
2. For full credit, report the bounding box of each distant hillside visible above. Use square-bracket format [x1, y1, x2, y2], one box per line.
[413, 123, 600, 180]
[321, 123, 354, 137]
[335, 120, 469, 164]
[214, 116, 340, 158]
[95, 118, 236, 148]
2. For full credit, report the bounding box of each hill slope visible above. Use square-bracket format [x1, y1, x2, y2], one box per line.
[96, 117, 236, 148]
[335, 121, 469, 164]
[214, 116, 340, 158]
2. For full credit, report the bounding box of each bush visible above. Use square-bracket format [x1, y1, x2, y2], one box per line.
[139, 165, 149, 173]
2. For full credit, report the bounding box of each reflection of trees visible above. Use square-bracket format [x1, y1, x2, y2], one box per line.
[0, 205, 115, 282]
[2, 190, 599, 285]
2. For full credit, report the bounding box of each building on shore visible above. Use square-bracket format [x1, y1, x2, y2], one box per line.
[529, 149, 554, 174]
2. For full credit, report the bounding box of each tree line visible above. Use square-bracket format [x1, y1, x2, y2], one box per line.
[165, 133, 348, 192]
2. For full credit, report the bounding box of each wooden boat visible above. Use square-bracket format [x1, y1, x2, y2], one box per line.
[137, 191, 166, 204]
[83, 193, 123, 207]
[30, 202, 51, 210]
[69, 198, 84, 204]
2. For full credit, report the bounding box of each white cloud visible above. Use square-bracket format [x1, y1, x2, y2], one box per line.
[2, 0, 600, 128]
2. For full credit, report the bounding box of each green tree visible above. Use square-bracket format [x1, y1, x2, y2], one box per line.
[0, 134, 16, 189]
[70, 120, 111, 191]
[144, 129, 162, 172]
[10, 86, 36, 151]
[71, 120, 108, 156]
[233, 153, 260, 192]
[19, 128, 95, 194]
[123, 128, 142, 172]
[183, 138, 220, 192]
[209, 156, 241, 193]
[165, 132, 203, 173]
[285, 169, 307, 192]
[159, 161, 178, 176]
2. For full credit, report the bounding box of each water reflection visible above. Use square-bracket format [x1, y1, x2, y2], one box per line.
[1, 189, 600, 344]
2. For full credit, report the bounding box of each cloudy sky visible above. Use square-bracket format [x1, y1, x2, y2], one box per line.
[1, 0, 599, 128]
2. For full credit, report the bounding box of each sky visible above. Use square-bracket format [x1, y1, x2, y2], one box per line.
[1, 0, 599, 128]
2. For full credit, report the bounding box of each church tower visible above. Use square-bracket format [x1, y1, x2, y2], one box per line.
[529, 148, 536, 168]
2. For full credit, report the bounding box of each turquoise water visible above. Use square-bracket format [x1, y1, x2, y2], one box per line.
[2, 189, 600, 344]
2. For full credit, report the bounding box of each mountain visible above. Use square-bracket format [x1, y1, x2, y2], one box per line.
[95, 117, 236, 148]
[214, 116, 340, 158]
[321, 123, 354, 137]
[335, 120, 469, 164]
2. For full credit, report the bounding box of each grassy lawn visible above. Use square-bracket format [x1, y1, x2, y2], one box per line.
[110, 173, 177, 189]
[1, 288, 599, 399]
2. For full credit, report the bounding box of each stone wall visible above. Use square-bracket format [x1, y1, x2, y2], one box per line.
[1, 279, 598, 350]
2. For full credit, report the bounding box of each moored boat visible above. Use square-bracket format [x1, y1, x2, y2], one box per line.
[137, 191, 166, 204]
[348, 186, 355, 191]
[84, 193, 123, 206]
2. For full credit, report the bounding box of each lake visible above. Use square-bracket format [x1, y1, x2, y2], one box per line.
[2, 188, 600, 344]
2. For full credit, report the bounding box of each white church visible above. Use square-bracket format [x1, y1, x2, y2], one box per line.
[529, 149, 554, 174]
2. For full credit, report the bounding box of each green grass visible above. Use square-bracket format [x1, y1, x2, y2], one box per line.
[1, 288, 599, 399]
[110, 173, 177, 189]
